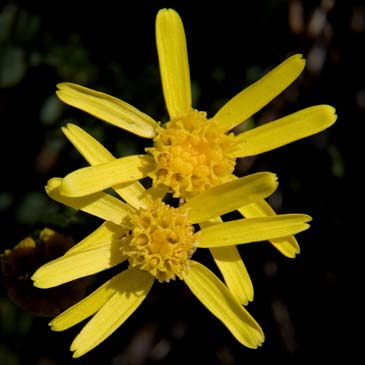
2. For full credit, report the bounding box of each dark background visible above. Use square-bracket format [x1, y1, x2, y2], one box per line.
[0, 0, 360, 364]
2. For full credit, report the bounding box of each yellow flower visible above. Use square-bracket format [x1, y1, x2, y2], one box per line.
[56, 8, 336, 202]
[32, 162, 311, 358]
[51, 8, 336, 305]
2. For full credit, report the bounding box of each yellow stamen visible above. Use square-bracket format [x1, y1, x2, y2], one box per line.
[147, 109, 237, 198]
[121, 200, 198, 282]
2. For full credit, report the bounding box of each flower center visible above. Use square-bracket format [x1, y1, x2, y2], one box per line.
[121, 200, 198, 282]
[147, 109, 237, 199]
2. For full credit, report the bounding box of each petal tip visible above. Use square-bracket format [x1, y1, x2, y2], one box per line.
[56, 82, 77, 93]
[286, 53, 306, 74]
[31, 266, 57, 289]
[304, 214, 313, 223]
[56, 82, 66, 90]
[49, 320, 62, 332]
[293, 53, 305, 61]
[247, 328, 265, 349]
[290, 53, 306, 66]
[59, 176, 78, 197]
[71, 347, 82, 358]
[31, 277, 48, 289]
[157, 7, 179, 17]
[269, 171, 279, 184]
[45, 177, 61, 195]
[30, 273, 40, 286]
[325, 105, 338, 124]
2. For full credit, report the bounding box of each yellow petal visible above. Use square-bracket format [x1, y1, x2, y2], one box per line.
[198, 214, 312, 248]
[49, 271, 130, 331]
[269, 236, 300, 257]
[112, 181, 150, 210]
[59, 155, 154, 197]
[62, 123, 148, 209]
[32, 243, 126, 288]
[62, 123, 114, 165]
[183, 261, 264, 348]
[210, 246, 253, 305]
[185, 172, 278, 224]
[46, 177, 132, 224]
[239, 200, 300, 257]
[156, 8, 192, 119]
[71, 268, 154, 358]
[232, 105, 337, 157]
[200, 218, 253, 304]
[213, 54, 305, 132]
[57, 83, 158, 138]
[66, 221, 124, 255]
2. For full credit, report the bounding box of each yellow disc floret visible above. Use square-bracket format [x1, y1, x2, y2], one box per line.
[147, 109, 237, 199]
[121, 200, 198, 282]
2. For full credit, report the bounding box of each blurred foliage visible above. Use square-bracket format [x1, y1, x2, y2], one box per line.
[0, 0, 361, 363]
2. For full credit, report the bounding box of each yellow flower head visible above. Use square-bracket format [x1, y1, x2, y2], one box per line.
[146, 109, 237, 198]
[32, 163, 311, 357]
[120, 198, 197, 282]
[55, 8, 336, 201]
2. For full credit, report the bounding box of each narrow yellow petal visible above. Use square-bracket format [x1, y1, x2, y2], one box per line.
[198, 214, 312, 248]
[210, 246, 254, 305]
[185, 172, 278, 224]
[239, 200, 300, 257]
[60, 155, 154, 197]
[213, 54, 305, 132]
[71, 268, 154, 358]
[46, 177, 132, 224]
[183, 261, 264, 348]
[62, 123, 114, 165]
[32, 243, 126, 288]
[232, 105, 337, 157]
[62, 123, 149, 209]
[49, 271, 128, 331]
[269, 236, 300, 257]
[66, 221, 124, 255]
[112, 181, 149, 210]
[156, 8, 192, 119]
[57, 83, 158, 138]
[200, 218, 253, 304]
